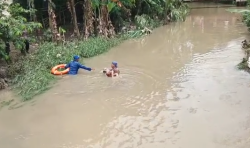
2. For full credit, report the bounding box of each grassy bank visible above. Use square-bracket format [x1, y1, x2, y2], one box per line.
[238, 57, 250, 73]
[237, 40, 250, 73]
[10, 36, 127, 101]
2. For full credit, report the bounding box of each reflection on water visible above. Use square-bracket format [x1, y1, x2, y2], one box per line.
[1, 3, 250, 148]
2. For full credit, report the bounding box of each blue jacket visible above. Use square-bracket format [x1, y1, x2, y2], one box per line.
[65, 61, 91, 75]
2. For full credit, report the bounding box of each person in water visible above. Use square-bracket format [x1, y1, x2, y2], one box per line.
[65, 55, 94, 75]
[103, 61, 120, 77]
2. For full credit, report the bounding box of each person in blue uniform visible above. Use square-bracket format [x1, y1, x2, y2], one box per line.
[65, 55, 94, 75]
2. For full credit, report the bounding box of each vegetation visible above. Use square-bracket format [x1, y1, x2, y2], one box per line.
[237, 40, 250, 71]
[0, 0, 189, 101]
[227, 2, 250, 31]
[227, 0, 250, 72]
[0, 1, 42, 61]
[238, 58, 249, 70]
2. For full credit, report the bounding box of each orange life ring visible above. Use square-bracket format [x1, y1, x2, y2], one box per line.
[51, 64, 69, 75]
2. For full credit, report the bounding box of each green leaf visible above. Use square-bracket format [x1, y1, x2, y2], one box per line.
[91, 0, 100, 9]
[59, 27, 66, 33]
[107, 2, 116, 13]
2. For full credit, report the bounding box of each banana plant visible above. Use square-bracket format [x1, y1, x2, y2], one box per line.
[107, 0, 135, 13]
[165, 0, 189, 21]
[27, 0, 36, 21]
[0, 2, 42, 61]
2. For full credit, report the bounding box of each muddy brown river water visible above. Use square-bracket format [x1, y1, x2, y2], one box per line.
[1, 3, 250, 148]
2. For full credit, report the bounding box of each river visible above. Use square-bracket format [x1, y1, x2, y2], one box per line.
[1, 3, 250, 148]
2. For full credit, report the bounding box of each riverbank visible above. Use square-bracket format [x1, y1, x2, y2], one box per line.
[4, 36, 130, 101]
[238, 39, 250, 72]
[0, 25, 158, 101]
[236, 7, 250, 73]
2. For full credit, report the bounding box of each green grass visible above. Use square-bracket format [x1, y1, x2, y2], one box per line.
[10, 37, 127, 101]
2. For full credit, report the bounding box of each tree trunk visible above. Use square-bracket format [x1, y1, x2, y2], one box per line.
[66, 0, 73, 24]
[83, 0, 94, 39]
[97, 0, 115, 37]
[0, 67, 8, 90]
[69, 0, 80, 37]
[48, 0, 59, 42]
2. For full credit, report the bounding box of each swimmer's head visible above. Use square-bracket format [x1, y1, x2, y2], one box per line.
[73, 55, 80, 61]
[111, 61, 118, 68]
